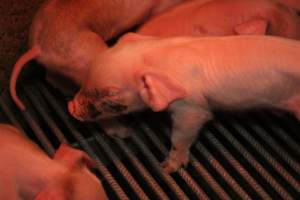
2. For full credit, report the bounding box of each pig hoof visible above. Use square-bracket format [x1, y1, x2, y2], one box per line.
[104, 126, 131, 139]
[160, 153, 189, 173]
[161, 158, 181, 173]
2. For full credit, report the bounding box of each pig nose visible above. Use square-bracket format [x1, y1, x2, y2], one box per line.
[68, 101, 76, 115]
[68, 101, 85, 121]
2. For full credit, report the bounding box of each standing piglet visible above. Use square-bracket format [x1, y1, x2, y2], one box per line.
[68, 34, 300, 173]
[138, 0, 300, 39]
[9, 0, 187, 111]
[0, 124, 108, 200]
[9, 0, 189, 139]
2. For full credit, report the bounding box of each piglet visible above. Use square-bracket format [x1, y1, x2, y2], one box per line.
[68, 33, 300, 173]
[138, 0, 300, 39]
[9, 0, 187, 111]
[9, 0, 190, 140]
[0, 124, 108, 199]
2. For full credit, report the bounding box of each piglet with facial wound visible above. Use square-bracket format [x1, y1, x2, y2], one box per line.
[69, 34, 300, 173]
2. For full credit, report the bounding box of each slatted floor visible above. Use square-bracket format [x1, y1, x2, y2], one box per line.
[0, 80, 300, 199]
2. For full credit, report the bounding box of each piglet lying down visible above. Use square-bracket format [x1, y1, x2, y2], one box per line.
[138, 0, 300, 39]
[68, 33, 300, 173]
[0, 124, 108, 200]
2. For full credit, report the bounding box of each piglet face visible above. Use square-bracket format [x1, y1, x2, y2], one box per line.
[68, 87, 130, 121]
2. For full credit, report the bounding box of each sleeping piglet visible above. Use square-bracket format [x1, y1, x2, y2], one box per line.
[0, 124, 108, 200]
[68, 33, 300, 173]
[9, 0, 188, 111]
[138, 0, 300, 39]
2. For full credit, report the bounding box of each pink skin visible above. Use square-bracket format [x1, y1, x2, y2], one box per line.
[9, 0, 188, 111]
[0, 124, 108, 200]
[69, 34, 300, 173]
[138, 0, 300, 39]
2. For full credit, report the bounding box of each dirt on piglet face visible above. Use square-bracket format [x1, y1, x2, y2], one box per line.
[72, 87, 129, 121]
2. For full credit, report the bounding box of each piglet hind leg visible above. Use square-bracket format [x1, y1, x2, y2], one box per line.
[161, 104, 212, 173]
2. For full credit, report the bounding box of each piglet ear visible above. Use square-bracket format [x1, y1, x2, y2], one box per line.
[54, 144, 96, 169]
[234, 19, 269, 35]
[136, 69, 186, 112]
[117, 32, 156, 45]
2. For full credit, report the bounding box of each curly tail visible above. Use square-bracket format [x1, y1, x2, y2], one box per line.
[10, 45, 41, 111]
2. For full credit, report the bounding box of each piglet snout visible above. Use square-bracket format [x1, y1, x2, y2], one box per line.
[68, 100, 84, 121]
[68, 101, 76, 115]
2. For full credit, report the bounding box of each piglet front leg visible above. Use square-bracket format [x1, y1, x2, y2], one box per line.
[98, 119, 131, 139]
[162, 103, 212, 173]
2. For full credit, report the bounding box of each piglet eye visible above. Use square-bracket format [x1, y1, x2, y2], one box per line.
[101, 100, 127, 113]
[90, 111, 102, 119]
[87, 103, 96, 112]
[87, 103, 102, 119]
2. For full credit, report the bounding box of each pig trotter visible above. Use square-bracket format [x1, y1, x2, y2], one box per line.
[98, 119, 131, 138]
[162, 104, 211, 173]
[161, 147, 190, 173]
